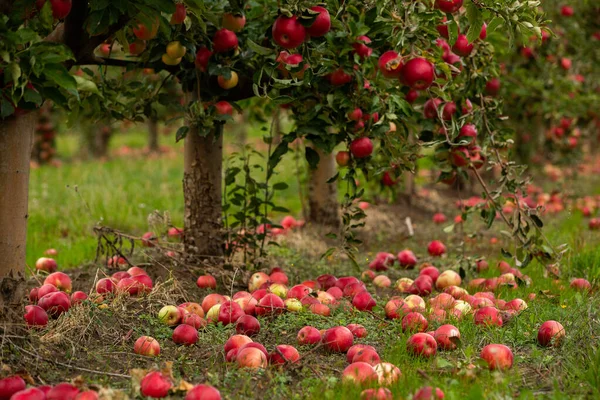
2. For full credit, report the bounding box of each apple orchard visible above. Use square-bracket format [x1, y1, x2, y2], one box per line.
[2, 0, 600, 399]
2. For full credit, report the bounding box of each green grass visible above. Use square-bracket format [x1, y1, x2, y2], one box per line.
[18, 126, 600, 399]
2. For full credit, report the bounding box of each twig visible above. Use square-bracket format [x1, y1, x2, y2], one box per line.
[11, 342, 131, 379]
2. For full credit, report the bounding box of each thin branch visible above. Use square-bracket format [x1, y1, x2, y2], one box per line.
[11, 342, 131, 379]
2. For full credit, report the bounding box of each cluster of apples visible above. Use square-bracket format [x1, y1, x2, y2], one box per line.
[0, 378, 98, 400]
[259, 215, 305, 237]
[26, 261, 154, 328]
[139, 371, 221, 399]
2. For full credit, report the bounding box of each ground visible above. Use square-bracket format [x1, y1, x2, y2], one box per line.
[6, 126, 600, 399]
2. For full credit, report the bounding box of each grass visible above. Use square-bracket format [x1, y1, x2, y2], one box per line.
[14, 125, 600, 399]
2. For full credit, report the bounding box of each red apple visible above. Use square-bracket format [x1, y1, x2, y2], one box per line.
[342, 362, 378, 385]
[47, 383, 79, 400]
[402, 312, 429, 333]
[427, 240, 446, 256]
[397, 249, 417, 268]
[95, 278, 115, 295]
[172, 324, 198, 346]
[0, 375, 26, 399]
[434, 324, 460, 350]
[195, 47, 212, 72]
[347, 323, 367, 338]
[400, 57, 435, 90]
[35, 257, 57, 272]
[236, 346, 268, 369]
[408, 275, 433, 296]
[452, 34, 473, 56]
[134, 336, 160, 356]
[352, 348, 380, 366]
[236, 315, 260, 336]
[75, 391, 98, 400]
[378, 51, 403, 79]
[436, 270, 461, 290]
[224, 334, 253, 353]
[38, 283, 59, 299]
[414, 387, 445, 400]
[256, 293, 285, 316]
[423, 98, 442, 119]
[384, 298, 410, 319]
[336, 151, 351, 167]
[322, 326, 354, 352]
[269, 344, 300, 365]
[537, 320, 565, 347]
[10, 388, 46, 400]
[201, 293, 226, 313]
[49, 0, 71, 19]
[406, 333, 437, 357]
[132, 274, 153, 293]
[485, 77, 501, 96]
[213, 29, 238, 52]
[127, 266, 147, 276]
[474, 306, 503, 327]
[272, 15, 306, 49]
[140, 371, 172, 398]
[360, 388, 393, 400]
[297, 326, 321, 345]
[43, 271, 71, 292]
[133, 19, 159, 40]
[352, 291, 376, 311]
[480, 344, 513, 370]
[222, 13, 246, 32]
[24, 304, 48, 327]
[435, 0, 463, 13]
[350, 137, 373, 158]
[353, 36, 372, 58]
[196, 275, 217, 289]
[306, 6, 331, 37]
[185, 385, 221, 400]
[38, 291, 70, 317]
[560, 5, 573, 17]
[170, 3, 186, 24]
[570, 278, 591, 291]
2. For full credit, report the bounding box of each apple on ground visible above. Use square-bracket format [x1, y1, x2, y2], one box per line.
[406, 333, 437, 358]
[360, 388, 393, 400]
[322, 326, 354, 352]
[46, 383, 79, 399]
[158, 305, 182, 326]
[537, 320, 565, 347]
[24, 305, 48, 327]
[134, 335, 160, 356]
[373, 362, 402, 385]
[35, 257, 57, 272]
[297, 326, 321, 345]
[269, 344, 300, 365]
[480, 344, 513, 370]
[0, 375, 26, 399]
[140, 371, 172, 398]
[342, 362, 378, 385]
[236, 347, 268, 369]
[236, 315, 260, 336]
[413, 386, 445, 400]
[185, 384, 222, 400]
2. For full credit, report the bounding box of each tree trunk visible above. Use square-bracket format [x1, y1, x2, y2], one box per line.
[308, 148, 340, 227]
[0, 114, 35, 312]
[148, 117, 159, 153]
[93, 124, 112, 158]
[183, 122, 224, 260]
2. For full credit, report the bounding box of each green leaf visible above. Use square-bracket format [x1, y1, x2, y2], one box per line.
[501, 248, 512, 258]
[73, 76, 100, 94]
[175, 126, 189, 142]
[246, 39, 274, 56]
[273, 182, 289, 191]
[305, 147, 320, 170]
[0, 98, 15, 118]
[448, 19, 459, 46]
[6, 63, 21, 85]
[43, 65, 77, 93]
[465, 3, 484, 44]
[23, 87, 42, 106]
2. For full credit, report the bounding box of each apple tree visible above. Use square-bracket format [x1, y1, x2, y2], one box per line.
[0, 0, 547, 306]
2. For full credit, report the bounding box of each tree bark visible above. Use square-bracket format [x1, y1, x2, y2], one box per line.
[0, 114, 35, 312]
[148, 117, 159, 153]
[183, 121, 224, 260]
[308, 148, 340, 227]
[93, 124, 112, 158]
